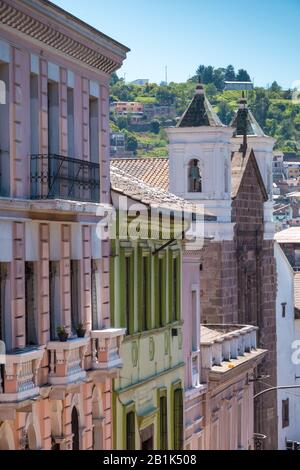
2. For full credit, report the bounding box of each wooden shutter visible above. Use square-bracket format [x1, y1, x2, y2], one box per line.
[71, 260, 80, 333]
[126, 411, 135, 450]
[160, 395, 168, 449]
[174, 389, 183, 450]
[91, 260, 99, 330]
[25, 262, 38, 345]
[0, 263, 8, 342]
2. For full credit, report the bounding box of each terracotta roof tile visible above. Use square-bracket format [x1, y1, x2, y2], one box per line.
[110, 164, 214, 219]
[111, 158, 169, 191]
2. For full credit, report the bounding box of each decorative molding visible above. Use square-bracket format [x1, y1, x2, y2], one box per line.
[0, 0, 123, 74]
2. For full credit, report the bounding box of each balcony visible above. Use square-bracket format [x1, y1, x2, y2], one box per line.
[30, 154, 100, 203]
[200, 324, 265, 382]
[90, 328, 126, 380]
[0, 347, 45, 403]
[47, 338, 89, 387]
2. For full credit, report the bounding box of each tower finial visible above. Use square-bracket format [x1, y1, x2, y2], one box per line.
[237, 93, 248, 157]
[195, 84, 205, 95]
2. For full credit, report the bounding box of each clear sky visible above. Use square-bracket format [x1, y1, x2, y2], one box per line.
[52, 0, 299, 88]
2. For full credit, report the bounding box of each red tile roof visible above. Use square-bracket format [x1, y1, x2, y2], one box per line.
[111, 158, 169, 191]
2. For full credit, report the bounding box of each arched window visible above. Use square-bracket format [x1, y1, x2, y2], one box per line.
[71, 407, 80, 451]
[188, 159, 202, 193]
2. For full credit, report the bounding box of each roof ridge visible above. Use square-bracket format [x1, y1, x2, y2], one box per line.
[176, 84, 223, 128]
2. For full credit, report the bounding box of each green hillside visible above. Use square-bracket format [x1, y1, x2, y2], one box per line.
[110, 66, 300, 157]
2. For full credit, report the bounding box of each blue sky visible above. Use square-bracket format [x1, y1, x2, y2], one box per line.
[52, 0, 299, 88]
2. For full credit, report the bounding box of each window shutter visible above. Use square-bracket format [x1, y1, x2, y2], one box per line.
[174, 389, 183, 450]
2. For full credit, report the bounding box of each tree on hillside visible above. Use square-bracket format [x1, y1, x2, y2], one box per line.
[218, 101, 234, 125]
[236, 69, 251, 81]
[110, 72, 120, 86]
[116, 115, 131, 130]
[205, 83, 218, 98]
[225, 65, 236, 81]
[202, 65, 214, 84]
[126, 134, 138, 153]
[196, 65, 206, 82]
[150, 120, 160, 134]
[213, 68, 225, 91]
[249, 88, 270, 128]
[270, 81, 282, 94]
[156, 87, 176, 105]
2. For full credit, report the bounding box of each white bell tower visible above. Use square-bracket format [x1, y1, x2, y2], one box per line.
[167, 85, 233, 225]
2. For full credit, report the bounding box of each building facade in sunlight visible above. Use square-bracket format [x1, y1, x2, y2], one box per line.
[109, 165, 213, 450]
[0, 0, 128, 450]
[112, 86, 277, 450]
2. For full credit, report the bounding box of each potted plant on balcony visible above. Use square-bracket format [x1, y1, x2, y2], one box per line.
[56, 326, 69, 342]
[76, 323, 86, 338]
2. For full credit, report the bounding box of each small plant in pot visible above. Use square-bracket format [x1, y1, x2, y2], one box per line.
[76, 323, 86, 338]
[57, 326, 69, 342]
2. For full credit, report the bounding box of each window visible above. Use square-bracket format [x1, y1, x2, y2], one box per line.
[91, 260, 100, 330]
[48, 81, 59, 154]
[89, 97, 99, 164]
[172, 258, 178, 322]
[49, 261, 60, 341]
[30, 74, 39, 155]
[158, 258, 163, 327]
[282, 399, 289, 428]
[141, 256, 148, 331]
[0, 263, 9, 343]
[126, 411, 135, 450]
[188, 159, 202, 193]
[0, 62, 10, 197]
[71, 260, 80, 335]
[125, 257, 131, 335]
[67, 88, 75, 156]
[237, 402, 242, 448]
[191, 291, 198, 351]
[71, 407, 80, 450]
[160, 395, 168, 450]
[173, 389, 183, 450]
[25, 262, 38, 346]
[281, 302, 287, 318]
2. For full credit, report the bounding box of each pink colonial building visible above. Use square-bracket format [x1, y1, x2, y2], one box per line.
[0, 0, 128, 450]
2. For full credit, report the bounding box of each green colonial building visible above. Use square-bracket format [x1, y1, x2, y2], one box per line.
[109, 164, 196, 450]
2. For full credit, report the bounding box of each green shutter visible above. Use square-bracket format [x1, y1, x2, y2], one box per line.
[169, 251, 181, 324]
[120, 248, 134, 334]
[126, 411, 135, 450]
[138, 251, 152, 332]
[155, 253, 166, 328]
[174, 389, 183, 450]
[109, 256, 115, 327]
[160, 395, 168, 450]
[176, 254, 181, 322]
[119, 247, 126, 330]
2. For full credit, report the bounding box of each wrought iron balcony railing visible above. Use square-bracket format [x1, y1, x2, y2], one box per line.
[30, 154, 100, 203]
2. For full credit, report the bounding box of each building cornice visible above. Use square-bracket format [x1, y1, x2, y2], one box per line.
[0, 0, 129, 74]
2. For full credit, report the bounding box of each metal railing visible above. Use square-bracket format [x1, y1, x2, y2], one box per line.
[30, 154, 100, 203]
